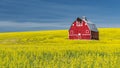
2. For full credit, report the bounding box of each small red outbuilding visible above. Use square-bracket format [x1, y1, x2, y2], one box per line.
[69, 16, 99, 40]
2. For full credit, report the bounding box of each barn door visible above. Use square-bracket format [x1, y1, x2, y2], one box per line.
[78, 33, 81, 39]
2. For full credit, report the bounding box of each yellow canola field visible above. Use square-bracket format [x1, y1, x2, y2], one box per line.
[0, 28, 120, 68]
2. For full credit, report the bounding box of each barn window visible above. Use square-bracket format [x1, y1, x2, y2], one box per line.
[76, 21, 83, 26]
[76, 21, 80, 26]
[86, 30, 89, 33]
[70, 30, 73, 34]
[80, 22, 83, 26]
[92, 25, 95, 29]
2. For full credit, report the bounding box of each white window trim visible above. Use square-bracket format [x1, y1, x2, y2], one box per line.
[76, 21, 83, 26]
[86, 30, 89, 33]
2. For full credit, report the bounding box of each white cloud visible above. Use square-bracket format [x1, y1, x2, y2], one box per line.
[0, 21, 69, 28]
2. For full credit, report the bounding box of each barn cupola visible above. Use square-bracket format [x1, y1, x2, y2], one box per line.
[82, 16, 88, 22]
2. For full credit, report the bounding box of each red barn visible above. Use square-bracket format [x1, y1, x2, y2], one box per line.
[69, 16, 99, 40]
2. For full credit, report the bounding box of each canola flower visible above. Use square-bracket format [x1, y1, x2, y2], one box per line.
[0, 28, 120, 68]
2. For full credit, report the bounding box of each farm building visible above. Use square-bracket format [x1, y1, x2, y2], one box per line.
[69, 16, 99, 40]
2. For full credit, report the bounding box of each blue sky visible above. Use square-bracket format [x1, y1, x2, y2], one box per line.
[0, 0, 120, 32]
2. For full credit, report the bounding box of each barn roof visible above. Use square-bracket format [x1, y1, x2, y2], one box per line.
[82, 17, 98, 32]
[87, 22, 98, 32]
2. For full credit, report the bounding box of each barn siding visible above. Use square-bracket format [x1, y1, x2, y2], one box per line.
[69, 17, 99, 40]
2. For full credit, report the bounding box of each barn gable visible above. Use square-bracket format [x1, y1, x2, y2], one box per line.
[69, 16, 99, 40]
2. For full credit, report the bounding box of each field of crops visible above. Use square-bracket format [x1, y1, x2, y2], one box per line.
[0, 28, 120, 68]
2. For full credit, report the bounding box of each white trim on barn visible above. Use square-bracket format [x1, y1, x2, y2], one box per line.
[82, 34, 91, 35]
